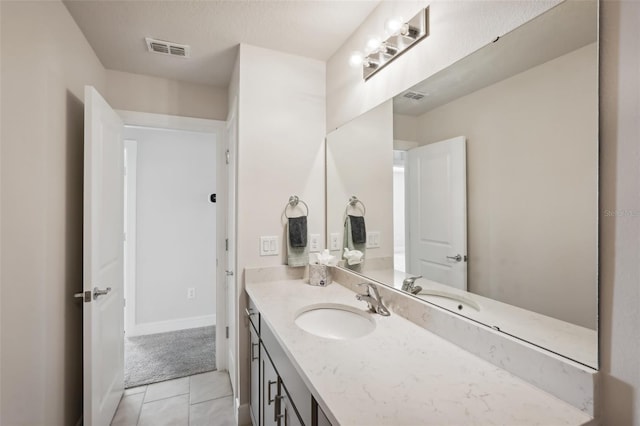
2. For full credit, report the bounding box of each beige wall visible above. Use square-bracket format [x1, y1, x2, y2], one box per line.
[235, 43, 326, 413]
[326, 100, 394, 260]
[106, 69, 228, 120]
[412, 44, 598, 329]
[326, 0, 560, 130]
[600, 1, 640, 423]
[0, 1, 106, 424]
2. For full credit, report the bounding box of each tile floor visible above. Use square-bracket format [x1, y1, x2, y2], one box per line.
[111, 370, 234, 426]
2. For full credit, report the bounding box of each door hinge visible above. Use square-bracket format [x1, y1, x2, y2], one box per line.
[225, 239, 229, 251]
[225, 326, 229, 339]
[225, 149, 230, 165]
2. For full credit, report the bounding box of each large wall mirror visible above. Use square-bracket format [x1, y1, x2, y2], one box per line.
[326, 0, 598, 368]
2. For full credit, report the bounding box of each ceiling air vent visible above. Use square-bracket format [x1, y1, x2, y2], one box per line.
[403, 91, 426, 100]
[145, 37, 191, 58]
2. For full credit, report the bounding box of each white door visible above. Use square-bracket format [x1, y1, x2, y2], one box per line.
[225, 99, 238, 396]
[82, 86, 125, 426]
[406, 136, 467, 290]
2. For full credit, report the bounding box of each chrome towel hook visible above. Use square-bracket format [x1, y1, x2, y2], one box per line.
[346, 195, 366, 216]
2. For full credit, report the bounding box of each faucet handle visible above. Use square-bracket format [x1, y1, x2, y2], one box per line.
[357, 282, 377, 296]
[401, 275, 423, 291]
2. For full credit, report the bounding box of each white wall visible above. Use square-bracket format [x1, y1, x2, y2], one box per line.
[124, 126, 217, 335]
[326, 0, 560, 130]
[106, 69, 228, 121]
[0, 1, 106, 424]
[599, 1, 640, 423]
[235, 43, 325, 413]
[326, 101, 393, 260]
[412, 44, 598, 329]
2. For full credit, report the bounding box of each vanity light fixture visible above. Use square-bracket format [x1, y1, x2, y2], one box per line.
[350, 8, 429, 81]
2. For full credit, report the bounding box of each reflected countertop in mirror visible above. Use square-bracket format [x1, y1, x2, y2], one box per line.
[325, 0, 598, 368]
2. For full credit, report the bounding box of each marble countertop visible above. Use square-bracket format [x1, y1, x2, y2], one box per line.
[246, 276, 592, 426]
[362, 268, 598, 368]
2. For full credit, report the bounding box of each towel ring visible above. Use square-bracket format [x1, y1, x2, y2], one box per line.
[345, 195, 366, 217]
[285, 195, 309, 219]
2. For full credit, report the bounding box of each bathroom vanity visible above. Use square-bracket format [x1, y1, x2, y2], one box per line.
[245, 266, 594, 426]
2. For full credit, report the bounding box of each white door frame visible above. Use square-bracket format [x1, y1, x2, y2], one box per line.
[116, 109, 228, 371]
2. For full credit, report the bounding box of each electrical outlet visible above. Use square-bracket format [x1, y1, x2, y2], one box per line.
[260, 236, 279, 256]
[330, 233, 340, 251]
[187, 287, 195, 299]
[309, 234, 320, 252]
[366, 231, 381, 248]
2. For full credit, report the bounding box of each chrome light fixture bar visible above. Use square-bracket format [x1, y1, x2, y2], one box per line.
[362, 8, 429, 81]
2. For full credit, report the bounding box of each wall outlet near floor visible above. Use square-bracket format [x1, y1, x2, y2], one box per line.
[366, 231, 381, 248]
[330, 233, 340, 251]
[187, 287, 196, 299]
[309, 234, 320, 252]
[260, 236, 279, 256]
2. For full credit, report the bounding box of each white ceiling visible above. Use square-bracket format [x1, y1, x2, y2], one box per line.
[64, 0, 380, 88]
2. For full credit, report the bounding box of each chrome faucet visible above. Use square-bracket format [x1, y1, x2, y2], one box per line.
[356, 282, 391, 316]
[401, 275, 423, 295]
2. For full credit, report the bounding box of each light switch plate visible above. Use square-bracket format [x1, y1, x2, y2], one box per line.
[366, 231, 381, 248]
[260, 236, 279, 256]
[309, 234, 321, 252]
[330, 233, 340, 251]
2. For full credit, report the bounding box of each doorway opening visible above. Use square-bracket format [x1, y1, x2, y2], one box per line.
[121, 112, 226, 389]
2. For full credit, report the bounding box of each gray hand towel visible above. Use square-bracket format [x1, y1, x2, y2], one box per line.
[287, 220, 309, 267]
[349, 215, 367, 244]
[288, 216, 307, 248]
[343, 215, 366, 268]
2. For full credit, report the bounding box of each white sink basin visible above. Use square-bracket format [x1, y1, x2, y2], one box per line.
[294, 303, 376, 340]
[418, 289, 481, 312]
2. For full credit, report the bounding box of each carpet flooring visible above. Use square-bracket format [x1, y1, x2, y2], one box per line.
[124, 326, 216, 388]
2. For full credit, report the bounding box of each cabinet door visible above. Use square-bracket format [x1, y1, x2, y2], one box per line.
[281, 391, 303, 426]
[262, 351, 280, 426]
[250, 326, 260, 426]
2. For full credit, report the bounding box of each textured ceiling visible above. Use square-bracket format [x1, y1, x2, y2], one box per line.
[64, 0, 380, 88]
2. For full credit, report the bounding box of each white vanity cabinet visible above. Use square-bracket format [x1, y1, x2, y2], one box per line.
[247, 296, 332, 426]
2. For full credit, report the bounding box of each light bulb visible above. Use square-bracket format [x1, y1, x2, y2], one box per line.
[349, 51, 364, 67]
[365, 37, 382, 54]
[385, 16, 404, 36]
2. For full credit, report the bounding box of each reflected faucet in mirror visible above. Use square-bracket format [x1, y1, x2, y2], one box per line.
[401, 275, 423, 295]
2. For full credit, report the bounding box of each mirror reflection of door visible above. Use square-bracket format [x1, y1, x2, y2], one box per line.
[403, 136, 467, 291]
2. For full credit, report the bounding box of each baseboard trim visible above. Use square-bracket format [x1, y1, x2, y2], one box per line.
[127, 314, 216, 336]
[238, 402, 251, 426]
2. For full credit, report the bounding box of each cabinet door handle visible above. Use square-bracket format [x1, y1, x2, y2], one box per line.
[284, 406, 289, 426]
[251, 343, 259, 361]
[275, 395, 285, 422]
[267, 380, 277, 404]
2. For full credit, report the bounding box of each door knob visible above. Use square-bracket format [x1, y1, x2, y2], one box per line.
[93, 286, 111, 300]
[446, 254, 463, 262]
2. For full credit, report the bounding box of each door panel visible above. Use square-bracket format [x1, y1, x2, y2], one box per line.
[83, 86, 125, 426]
[262, 350, 279, 426]
[407, 136, 467, 290]
[250, 326, 260, 426]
